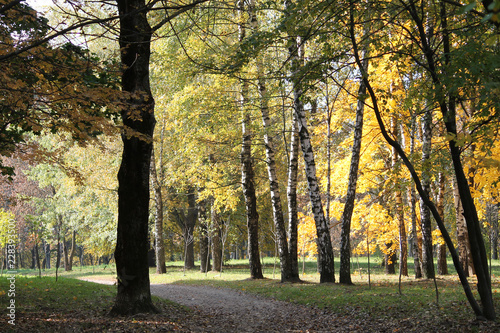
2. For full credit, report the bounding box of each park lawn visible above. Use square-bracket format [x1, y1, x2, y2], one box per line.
[0, 275, 192, 332]
[5, 257, 500, 331]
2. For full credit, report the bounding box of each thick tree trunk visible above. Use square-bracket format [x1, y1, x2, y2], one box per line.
[150, 148, 166, 274]
[339, 49, 368, 285]
[419, 107, 435, 279]
[111, 0, 157, 315]
[238, 0, 263, 280]
[287, 112, 300, 279]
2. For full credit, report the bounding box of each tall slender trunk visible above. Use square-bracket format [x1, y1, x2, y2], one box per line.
[150, 148, 166, 274]
[111, 0, 157, 315]
[185, 189, 198, 270]
[211, 204, 222, 272]
[409, 114, 422, 278]
[419, 106, 435, 279]
[238, 0, 263, 279]
[67, 230, 76, 271]
[287, 111, 300, 278]
[62, 235, 69, 271]
[491, 203, 499, 260]
[350, 2, 485, 318]
[199, 200, 211, 273]
[249, 0, 294, 282]
[290, 55, 335, 284]
[339, 47, 368, 285]
[392, 117, 408, 277]
[453, 177, 471, 276]
[44, 242, 50, 269]
[437, 172, 448, 275]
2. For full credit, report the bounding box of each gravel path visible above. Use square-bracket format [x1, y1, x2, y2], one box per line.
[150, 283, 339, 332]
[78, 277, 500, 332]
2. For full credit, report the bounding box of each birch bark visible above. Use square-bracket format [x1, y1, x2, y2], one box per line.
[238, 0, 263, 279]
[339, 50, 368, 284]
[249, 0, 294, 282]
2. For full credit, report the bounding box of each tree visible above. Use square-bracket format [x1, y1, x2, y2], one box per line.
[339, 42, 369, 285]
[238, 0, 264, 280]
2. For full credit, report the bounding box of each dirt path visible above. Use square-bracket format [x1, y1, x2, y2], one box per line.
[78, 277, 500, 332]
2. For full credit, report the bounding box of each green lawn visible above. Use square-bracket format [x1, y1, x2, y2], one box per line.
[3, 257, 500, 331]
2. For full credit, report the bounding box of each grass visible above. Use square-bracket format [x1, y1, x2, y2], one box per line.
[4, 257, 500, 331]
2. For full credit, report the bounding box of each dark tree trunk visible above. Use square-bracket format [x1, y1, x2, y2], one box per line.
[66, 230, 76, 271]
[211, 205, 222, 272]
[184, 189, 198, 270]
[199, 201, 211, 273]
[238, 0, 263, 280]
[339, 49, 368, 285]
[62, 236, 69, 271]
[44, 242, 50, 269]
[111, 0, 157, 315]
[385, 243, 396, 275]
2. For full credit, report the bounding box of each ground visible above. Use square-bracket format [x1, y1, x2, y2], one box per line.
[66, 277, 500, 333]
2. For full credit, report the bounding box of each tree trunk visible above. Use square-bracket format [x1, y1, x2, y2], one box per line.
[211, 204, 222, 272]
[339, 47, 368, 285]
[199, 201, 211, 273]
[44, 241, 50, 269]
[111, 0, 157, 315]
[490, 203, 499, 260]
[409, 115, 422, 279]
[250, 0, 294, 282]
[185, 189, 198, 270]
[391, 117, 408, 277]
[287, 111, 300, 279]
[150, 148, 166, 274]
[62, 235, 69, 271]
[437, 172, 448, 275]
[453, 176, 472, 277]
[405, 1, 494, 319]
[66, 230, 76, 271]
[349, 5, 485, 317]
[238, 0, 263, 280]
[286, 3, 334, 283]
[419, 107, 435, 279]
[292, 68, 335, 283]
[385, 242, 396, 274]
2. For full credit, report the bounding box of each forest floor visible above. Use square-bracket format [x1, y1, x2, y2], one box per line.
[73, 277, 500, 332]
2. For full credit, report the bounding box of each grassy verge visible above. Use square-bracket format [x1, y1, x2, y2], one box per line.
[0, 275, 194, 332]
[5, 257, 500, 331]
